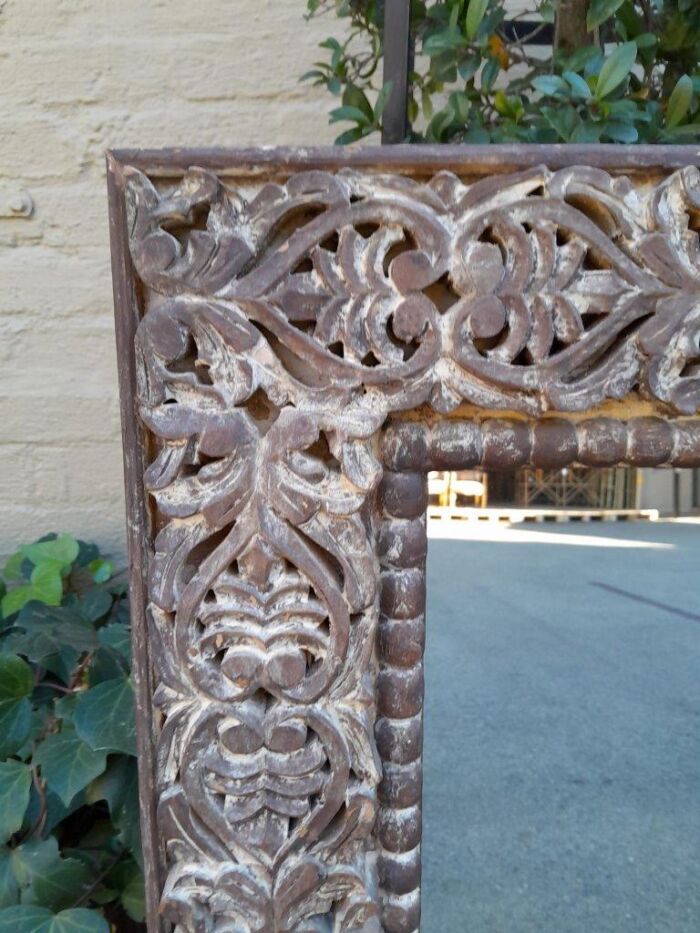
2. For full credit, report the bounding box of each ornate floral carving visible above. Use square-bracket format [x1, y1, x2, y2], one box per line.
[121, 157, 700, 932]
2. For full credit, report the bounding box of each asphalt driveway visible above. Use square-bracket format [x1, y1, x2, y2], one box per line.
[422, 520, 700, 933]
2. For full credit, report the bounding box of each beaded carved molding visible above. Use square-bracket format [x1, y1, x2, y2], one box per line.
[108, 146, 700, 933]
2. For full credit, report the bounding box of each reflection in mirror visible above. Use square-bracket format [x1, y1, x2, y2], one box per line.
[423, 464, 700, 932]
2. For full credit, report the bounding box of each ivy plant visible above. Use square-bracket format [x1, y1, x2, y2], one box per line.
[0, 534, 142, 932]
[303, 0, 700, 144]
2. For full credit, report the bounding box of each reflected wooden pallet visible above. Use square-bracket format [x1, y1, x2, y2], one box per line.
[427, 506, 659, 524]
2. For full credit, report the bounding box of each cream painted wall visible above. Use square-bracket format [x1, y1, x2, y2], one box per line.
[2, 2, 695, 561]
[0, 0, 342, 557]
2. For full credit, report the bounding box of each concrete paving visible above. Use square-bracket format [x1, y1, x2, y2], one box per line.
[422, 520, 700, 933]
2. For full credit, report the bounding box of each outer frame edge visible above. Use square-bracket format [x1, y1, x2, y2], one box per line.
[106, 153, 164, 933]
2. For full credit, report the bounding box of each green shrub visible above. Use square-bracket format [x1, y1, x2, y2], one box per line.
[303, 0, 700, 144]
[0, 534, 142, 932]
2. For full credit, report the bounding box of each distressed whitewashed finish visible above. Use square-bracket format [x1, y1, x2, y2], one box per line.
[110, 150, 700, 933]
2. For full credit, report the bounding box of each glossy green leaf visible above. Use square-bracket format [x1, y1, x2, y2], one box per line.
[334, 126, 367, 145]
[466, 0, 489, 40]
[30, 858, 91, 913]
[22, 537, 78, 570]
[86, 757, 140, 858]
[532, 75, 568, 96]
[116, 864, 144, 922]
[1, 587, 35, 619]
[587, 0, 625, 30]
[86, 561, 111, 585]
[481, 57, 499, 92]
[8, 839, 90, 910]
[7, 604, 98, 663]
[604, 119, 639, 142]
[342, 83, 373, 121]
[542, 105, 579, 141]
[77, 589, 112, 624]
[0, 850, 18, 909]
[2, 552, 25, 583]
[329, 105, 372, 126]
[10, 840, 59, 889]
[0, 698, 31, 759]
[28, 564, 63, 607]
[595, 41, 637, 99]
[374, 80, 393, 120]
[0, 762, 31, 843]
[74, 679, 136, 756]
[0, 654, 33, 699]
[563, 70, 592, 100]
[34, 729, 107, 807]
[0, 906, 109, 933]
[563, 45, 602, 74]
[662, 123, 700, 139]
[423, 29, 464, 55]
[667, 74, 694, 128]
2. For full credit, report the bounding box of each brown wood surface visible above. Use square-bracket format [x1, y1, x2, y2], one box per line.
[107, 145, 700, 932]
[108, 144, 700, 177]
[107, 155, 164, 933]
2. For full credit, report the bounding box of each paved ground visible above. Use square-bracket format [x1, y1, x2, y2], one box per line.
[422, 520, 700, 933]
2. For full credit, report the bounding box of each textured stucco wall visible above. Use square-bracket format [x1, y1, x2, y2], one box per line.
[0, 0, 341, 557]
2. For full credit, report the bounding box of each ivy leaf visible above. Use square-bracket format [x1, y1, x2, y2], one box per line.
[2, 552, 26, 583]
[76, 590, 111, 625]
[0, 699, 31, 759]
[587, 0, 625, 30]
[0, 762, 31, 842]
[74, 679, 136, 756]
[1, 587, 35, 619]
[8, 605, 98, 663]
[29, 858, 91, 913]
[74, 542, 99, 570]
[88, 647, 128, 685]
[22, 537, 78, 570]
[10, 840, 59, 888]
[666, 74, 693, 128]
[8, 839, 90, 910]
[34, 730, 107, 808]
[86, 757, 140, 859]
[86, 561, 112, 585]
[0, 654, 34, 699]
[111, 863, 144, 922]
[10, 838, 91, 911]
[0, 850, 18, 909]
[595, 41, 637, 100]
[27, 564, 63, 608]
[466, 0, 489, 40]
[0, 906, 109, 933]
[96, 625, 130, 662]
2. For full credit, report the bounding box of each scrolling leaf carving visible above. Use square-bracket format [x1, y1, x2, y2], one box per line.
[123, 159, 700, 932]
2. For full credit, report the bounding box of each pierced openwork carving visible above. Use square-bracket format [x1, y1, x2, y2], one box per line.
[108, 148, 700, 933]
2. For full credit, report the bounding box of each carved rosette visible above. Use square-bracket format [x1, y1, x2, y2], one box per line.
[124, 160, 700, 932]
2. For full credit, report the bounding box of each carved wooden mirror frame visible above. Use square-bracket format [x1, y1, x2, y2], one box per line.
[107, 145, 700, 933]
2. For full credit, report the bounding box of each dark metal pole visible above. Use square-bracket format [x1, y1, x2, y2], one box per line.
[382, 0, 412, 143]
